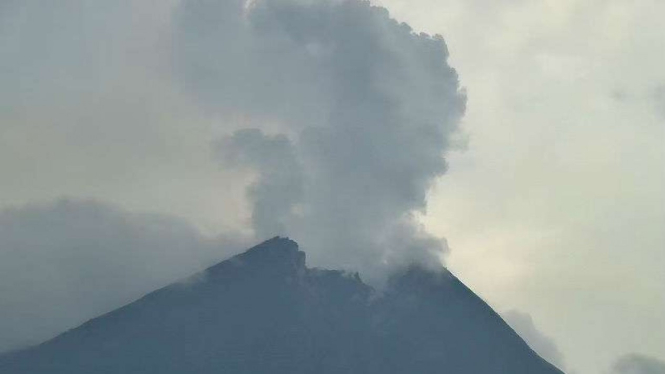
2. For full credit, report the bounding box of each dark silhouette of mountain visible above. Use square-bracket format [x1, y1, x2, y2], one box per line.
[0, 237, 564, 373]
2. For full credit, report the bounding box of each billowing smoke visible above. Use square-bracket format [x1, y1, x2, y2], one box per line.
[175, 0, 466, 281]
[218, 129, 305, 237]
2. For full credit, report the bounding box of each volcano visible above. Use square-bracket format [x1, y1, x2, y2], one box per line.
[0, 237, 563, 373]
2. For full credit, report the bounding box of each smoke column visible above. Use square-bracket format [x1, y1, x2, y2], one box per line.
[175, 0, 466, 281]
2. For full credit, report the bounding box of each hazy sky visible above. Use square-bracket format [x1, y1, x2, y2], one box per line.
[0, 1, 663, 374]
[372, 1, 664, 373]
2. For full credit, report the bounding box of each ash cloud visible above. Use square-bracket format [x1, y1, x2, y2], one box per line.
[175, 0, 466, 281]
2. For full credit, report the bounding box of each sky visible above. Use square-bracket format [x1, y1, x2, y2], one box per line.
[0, 1, 664, 374]
[371, 1, 665, 372]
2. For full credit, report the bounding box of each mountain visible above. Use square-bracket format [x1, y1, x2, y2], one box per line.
[0, 237, 564, 374]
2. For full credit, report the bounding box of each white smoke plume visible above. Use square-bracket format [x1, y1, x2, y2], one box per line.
[174, 0, 466, 281]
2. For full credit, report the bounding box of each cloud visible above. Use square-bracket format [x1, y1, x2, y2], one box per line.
[653, 85, 665, 120]
[0, 199, 243, 353]
[0, 0, 243, 233]
[175, 0, 466, 282]
[610, 354, 665, 374]
[502, 310, 565, 370]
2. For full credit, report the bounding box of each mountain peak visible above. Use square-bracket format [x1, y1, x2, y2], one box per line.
[239, 236, 304, 267]
[206, 236, 306, 280]
[0, 238, 563, 374]
[242, 236, 301, 259]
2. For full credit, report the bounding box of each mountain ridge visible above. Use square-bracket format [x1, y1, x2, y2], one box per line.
[0, 237, 564, 374]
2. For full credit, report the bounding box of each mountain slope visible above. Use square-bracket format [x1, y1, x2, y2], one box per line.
[0, 237, 564, 374]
